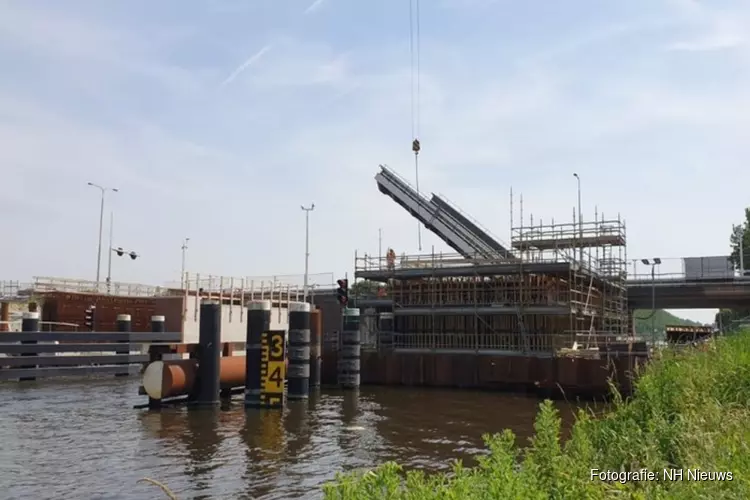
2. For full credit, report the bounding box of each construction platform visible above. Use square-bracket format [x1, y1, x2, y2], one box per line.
[355, 212, 630, 354]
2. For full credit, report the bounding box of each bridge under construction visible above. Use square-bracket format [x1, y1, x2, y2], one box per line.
[361, 165, 630, 354]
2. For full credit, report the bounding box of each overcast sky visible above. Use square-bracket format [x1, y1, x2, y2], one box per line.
[1, 0, 747, 323]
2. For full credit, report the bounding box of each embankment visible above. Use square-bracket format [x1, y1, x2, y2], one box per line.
[323, 331, 750, 499]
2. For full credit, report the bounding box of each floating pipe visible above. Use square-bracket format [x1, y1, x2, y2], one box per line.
[142, 357, 247, 400]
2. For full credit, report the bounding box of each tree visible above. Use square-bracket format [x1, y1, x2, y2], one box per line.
[728, 207, 750, 270]
[717, 208, 750, 331]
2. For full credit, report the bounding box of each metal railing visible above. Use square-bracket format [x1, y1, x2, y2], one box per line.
[0, 330, 182, 381]
[355, 250, 570, 273]
[511, 219, 627, 245]
[381, 331, 639, 353]
[628, 257, 748, 282]
[28, 277, 171, 297]
[0, 321, 80, 332]
[433, 192, 514, 257]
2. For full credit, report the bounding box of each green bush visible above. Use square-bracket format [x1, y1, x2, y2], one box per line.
[323, 332, 750, 499]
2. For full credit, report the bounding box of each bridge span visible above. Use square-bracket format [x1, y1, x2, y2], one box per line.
[626, 277, 750, 309]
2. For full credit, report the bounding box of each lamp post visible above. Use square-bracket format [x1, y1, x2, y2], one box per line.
[641, 257, 662, 345]
[87, 182, 118, 289]
[181, 238, 190, 289]
[379, 228, 383, 263]
[301, 203, 315, 303]
[735, 223, 746, 277]
[573, 173, 582, 265]
[106, 211, 114, 293]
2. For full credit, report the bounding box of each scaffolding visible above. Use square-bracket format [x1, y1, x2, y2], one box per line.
[354, 212, 628, 355]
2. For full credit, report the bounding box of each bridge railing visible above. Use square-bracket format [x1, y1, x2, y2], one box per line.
[628, 257, 746, 282]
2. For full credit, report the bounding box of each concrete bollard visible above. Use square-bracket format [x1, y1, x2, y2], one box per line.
[245, 300, 271, 408]
[287, 302, 311, 400]
[192, 300, 221, 406]
[378, 312, 394, 351]
[19, 311, 40, 381]
[309, 308, 323, 390]
[115, 314, 132, 377]
[338, 307, 361, 390]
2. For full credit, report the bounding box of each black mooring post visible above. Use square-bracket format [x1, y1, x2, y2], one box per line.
[150, 315, 165, 334]
[338, 307, 361, 390]
[147, 315, 166, 410]
[115, 314, 132, 377]
[287, 302, 311, 400]
[309, 308, 322, 390]
[245, 300, 271, 408]
[19, 311, 40, 382]
[192, 300, 221, 406]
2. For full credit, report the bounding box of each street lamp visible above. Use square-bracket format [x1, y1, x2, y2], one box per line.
[641, 257, 662, 345]
[106, 211, 114, 292]
[734, 223, 747, 277]
[181, 238, 190, 289]
[573, 173, 582, 264]
[301, 203, 315, 303]
[87, 182, 118, 288]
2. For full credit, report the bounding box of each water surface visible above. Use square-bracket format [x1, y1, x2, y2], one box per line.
[0, 378, 585, 499]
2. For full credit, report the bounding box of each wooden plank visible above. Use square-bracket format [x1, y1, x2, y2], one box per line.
[0, 332, 182, 342]
[0, 365, 141, 381]
[1, 354, 149, 368]
[0, 343, 138, 354]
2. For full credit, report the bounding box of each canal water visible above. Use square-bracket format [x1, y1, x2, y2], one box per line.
[0, 378, 586, 499]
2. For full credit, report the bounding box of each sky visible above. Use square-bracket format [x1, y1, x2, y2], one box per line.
[1, 0, 748, 323]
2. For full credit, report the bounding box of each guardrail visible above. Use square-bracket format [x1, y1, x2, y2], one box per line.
[0, 313, 182, 382]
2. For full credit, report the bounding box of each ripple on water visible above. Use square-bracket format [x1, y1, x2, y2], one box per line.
[0, 379, 578, 499]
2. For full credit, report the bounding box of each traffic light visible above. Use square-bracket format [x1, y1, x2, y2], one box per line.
[336, 279, 348, 306]
[129, 251, 138, 260]
[84, 305, 96, 331]
[115, 247, 124, 257]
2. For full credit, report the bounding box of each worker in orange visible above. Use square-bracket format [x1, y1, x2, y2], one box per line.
[386, 248, 396, 271]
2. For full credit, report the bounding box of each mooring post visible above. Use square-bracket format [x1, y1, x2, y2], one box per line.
[378, 312, 394, 351]
[192, 300, 221, 406]
[245, 300, 271, 408]
[0, 301, 9, 332]
[115, 314, 132, 377]
[338, 307, 361, 390]
[288, 302, 311, 399]
[147, 315, 166, 409]
[19, 311, 40, 382]
[151, 315, 165, 334]
[309, 308, 322, 390]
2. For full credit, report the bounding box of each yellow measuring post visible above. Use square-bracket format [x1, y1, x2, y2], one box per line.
[260, 330, 286, 408]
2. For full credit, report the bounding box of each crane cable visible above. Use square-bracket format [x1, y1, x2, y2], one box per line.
[410, 0, 423, 251]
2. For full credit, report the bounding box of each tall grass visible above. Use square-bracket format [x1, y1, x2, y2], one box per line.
[323, 332, 750, 499]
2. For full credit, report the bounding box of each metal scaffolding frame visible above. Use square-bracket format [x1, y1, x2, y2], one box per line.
[354, 211, 628, 355]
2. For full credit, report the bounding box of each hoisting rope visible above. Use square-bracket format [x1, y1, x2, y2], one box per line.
[409, 0, 423, 251]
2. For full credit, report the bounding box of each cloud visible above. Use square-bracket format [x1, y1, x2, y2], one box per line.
[220, 44, 273, 87]
[304, 0, 327, 15]
[664, 0, 750, 52]
[1, 0, 748, 326]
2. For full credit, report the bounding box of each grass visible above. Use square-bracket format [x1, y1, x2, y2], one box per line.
[322, 331, 750, 499]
